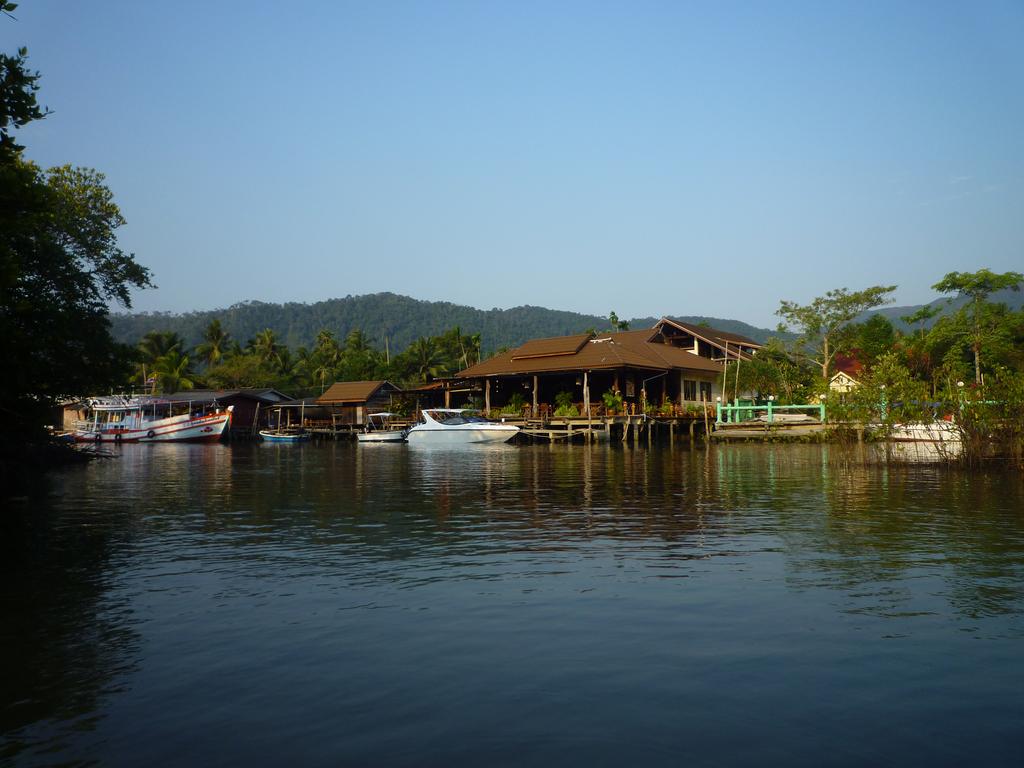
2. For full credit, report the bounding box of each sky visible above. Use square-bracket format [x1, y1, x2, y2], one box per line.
[7, 0, 1023, 328]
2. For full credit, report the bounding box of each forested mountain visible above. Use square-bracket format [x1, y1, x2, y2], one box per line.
[110, 292, 779, 353]
[870, 285, 1024, 330]
[111, 283, 1024, 356]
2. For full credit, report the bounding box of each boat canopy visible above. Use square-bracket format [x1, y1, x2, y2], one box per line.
[422, 408, 490, 425]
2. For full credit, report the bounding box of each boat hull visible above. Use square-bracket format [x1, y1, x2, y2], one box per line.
[357, 431, 407, 443]
[74, 410, 232, 443]
[883, 421, 963, 460]
[259, 431, 310, 443]
[406, 425, 519, 445]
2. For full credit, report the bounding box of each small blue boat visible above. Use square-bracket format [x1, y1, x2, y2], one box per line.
[259, 429, 310, 443]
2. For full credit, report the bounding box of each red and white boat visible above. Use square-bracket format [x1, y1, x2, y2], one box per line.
[74, 395, 233, 443]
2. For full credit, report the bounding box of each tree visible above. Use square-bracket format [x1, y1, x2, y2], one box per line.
[309, 329, 340, 392]
[436, 326, 482, 373]
[405, 336, 448, 383]
[138, 330, 184, 363]
[1, 42, 49, 160]
[250, 328, 282, 367]
[195, 319, 230, 368]
[735, 338, 815, 403]
[608, 311, 629, 332]
[900, 304, 942, 340]
[1, 160, 152, 442]
[152, 349, 194, 394]
[931, 269, 1023, 385]
[776, 285, 897, 381]
[206, 354, 280, 389]
[836, 352, 932, 435]
[133, 330, 184, 389]
[1, 29, 155, 465]
[852, 314, 896, 368]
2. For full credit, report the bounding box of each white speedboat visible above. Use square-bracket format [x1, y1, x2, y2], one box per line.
[357, 413, 407, 443]
[405, 408, 519, 445]
[74, 395, 233, 443]
[889, 421, 961, 444]
[881, 420, 963, 461]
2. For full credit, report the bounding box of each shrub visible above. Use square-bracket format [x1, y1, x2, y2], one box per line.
[601, 389, 623, 414]
[500, 392, 527, 414]
[553, 391, 579, 417]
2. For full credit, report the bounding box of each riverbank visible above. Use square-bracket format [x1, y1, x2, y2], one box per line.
[0, 439, 98, 499]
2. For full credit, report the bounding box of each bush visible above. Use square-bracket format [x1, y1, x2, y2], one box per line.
[601, 389, 623, 414]
[500, 392, 527, 415]
[553, 391, 578, 417]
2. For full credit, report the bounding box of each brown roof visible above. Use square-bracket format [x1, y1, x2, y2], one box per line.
[458, 330, 724, 378]
[662, 318, 761, 349]
[317, 380, 394, 404]
[511, 333, 592, 360]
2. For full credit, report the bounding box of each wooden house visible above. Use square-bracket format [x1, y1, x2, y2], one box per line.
[829, 353, 864, 394]
[655, 318, 762, 360]
[316, 380, 401, 426]
[455, 319, 752, 416]
[165, 388, 292, 436]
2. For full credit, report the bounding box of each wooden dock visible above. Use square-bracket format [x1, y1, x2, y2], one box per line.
[247, 413, 711, 444]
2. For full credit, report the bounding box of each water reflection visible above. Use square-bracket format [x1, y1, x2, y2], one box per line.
[2, 443, 1023, 765]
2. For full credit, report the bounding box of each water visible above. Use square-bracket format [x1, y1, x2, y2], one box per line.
[2, 443, 1023, 767]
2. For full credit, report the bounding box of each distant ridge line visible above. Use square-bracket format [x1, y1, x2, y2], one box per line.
[110, 285, 1024, 353]
[109, 292, 780, 352]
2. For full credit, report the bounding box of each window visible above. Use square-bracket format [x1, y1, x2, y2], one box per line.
[699, 381, 712, 402]
[683, 380, 697, 401]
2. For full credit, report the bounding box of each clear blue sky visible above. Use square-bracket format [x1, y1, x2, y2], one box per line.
[8, 0, 1023, 327]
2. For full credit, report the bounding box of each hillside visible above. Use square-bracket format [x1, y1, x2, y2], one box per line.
[109, 293, 780, 353]
[866, 285, 1024, 330]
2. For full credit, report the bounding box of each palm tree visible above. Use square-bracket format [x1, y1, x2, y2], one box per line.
[314, 329, 342, 387]
[408, 336, 448, 383]
[251, 328, 282, 368]
[138, 330, 184, 363]
[464, 332, 482, 368]
[196, 319, 230, 368]
[134, 331, 185, 391]
[152, 349, 195, 394]
[310, 354, 335, 394]
[344, 328, 370, 354]
[316, 329, 341, 357]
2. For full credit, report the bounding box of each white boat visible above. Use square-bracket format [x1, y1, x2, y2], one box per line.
[74, 395, 233, 443]
[405, 408, 519, 445]
[882, 420, 963, 461]
[357, 413, 407, 443]
[889, 420, 962, 444]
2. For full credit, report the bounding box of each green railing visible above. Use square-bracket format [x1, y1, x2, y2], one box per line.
[716, 399, 826, 424]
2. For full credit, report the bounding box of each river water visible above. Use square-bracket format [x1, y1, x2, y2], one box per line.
[2, 443, 1023, 766]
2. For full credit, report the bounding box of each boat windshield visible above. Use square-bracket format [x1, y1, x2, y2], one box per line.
[424, 410, 490, 425]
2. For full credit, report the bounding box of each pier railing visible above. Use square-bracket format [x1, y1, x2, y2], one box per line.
[716, 400, 826, 424]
